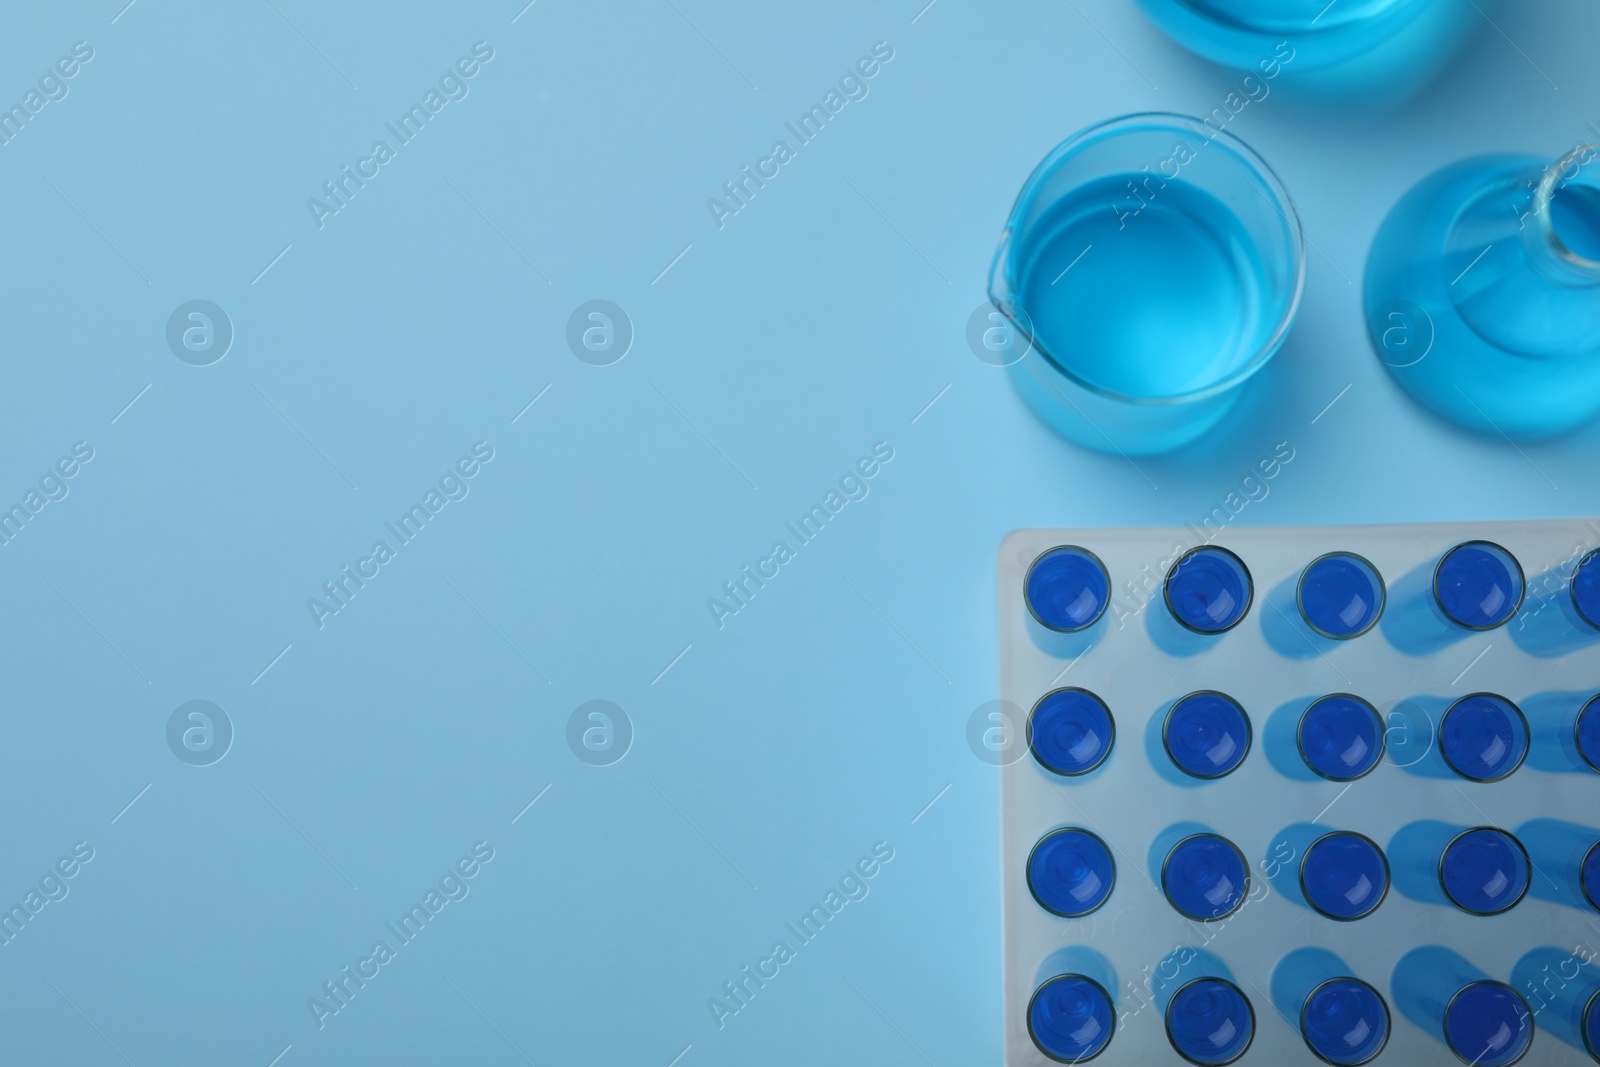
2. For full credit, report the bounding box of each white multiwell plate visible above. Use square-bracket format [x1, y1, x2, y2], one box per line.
[998, 520, 1600, 1066]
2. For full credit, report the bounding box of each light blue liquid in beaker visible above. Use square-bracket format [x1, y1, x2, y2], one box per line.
[1017, 176, 1268, 401]
[1365, 147, 1600, 438]
[991, 114, 1303, 456]
[1132, 0, 1489, 108]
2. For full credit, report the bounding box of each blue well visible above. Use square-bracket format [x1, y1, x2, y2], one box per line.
[1028, 974, 1116, 1062]
[1163, 834, 1250, 921]
[1026, 546, 1112, 633]
[1028, 828, 1116, 918]
[1166, 978, 1255, 1065]
[1301, 978, 1390, 1065]
[1297, 552, 1385, 639]
[1440, 828, 1531, 915]
[1164, 692, 1251, 778]
[1300, 832, 1389, 921]
[1029, 689, 1116, 777]
[1166, 547, 1254, 634]
[1298, 695, 1384, 781]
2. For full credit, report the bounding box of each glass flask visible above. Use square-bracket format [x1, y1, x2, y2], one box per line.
[1365, 145, 1600, 438]
[1132, 0, 1489, 107]
[988, 113, 1303, 456]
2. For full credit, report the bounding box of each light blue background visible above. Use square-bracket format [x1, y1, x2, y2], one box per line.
[0, 1, 1596, 1064]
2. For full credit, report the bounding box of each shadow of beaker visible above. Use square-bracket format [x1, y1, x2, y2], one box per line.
[1518, 818, 1600, 911]
[1379, 559, 1474, 656]
[1271, 946, 1364, 1031]
[1386, 696, 1455, 780]
[1024, 605, 1107, 660]
[1511, 945, 1600, 1055]
[1388, 820, 1461, 908]
[1145, 699, 1206, 789]
[1381, 696, 1437, 774]
[1146, 946, 1236, 1016]
[1523, 691, 1597, 775]
[1262, 822, 1332, 910]
[1391, 946, 1496, 1052]
[1034, 945, 1119, 1003]
[1145, 592, 1216, 658]
[1509, 565, 1600, 657]
[1259, 573, 1344, 660]
[1147, 821, 1217, 890]
[1262, 696, 1325, 782]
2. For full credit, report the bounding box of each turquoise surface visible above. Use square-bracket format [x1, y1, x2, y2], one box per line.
[2, 1, 1600, 1064]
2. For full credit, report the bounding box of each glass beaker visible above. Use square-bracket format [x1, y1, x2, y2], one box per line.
[1297, 552, 1385, 639]
[1393, 949, 1533, 1067]
[1298, 694, 1384, 781]
[1162, 833, 1250, 920]
[1299, 978, 1390, 1065]
[1028, 974, 1116, 1062]
[1299, 831, 1389, 921]
[1166, 977, 1256, 1065]
[1440, 827, 1531, 915]
[1131, 0, 1489, 107]
[1439, 693, 1529, 782]
[1365, 145, 1600, 438]
[1027, 827, 1117, 918]
[988, 113, 1304, 456]
[1027, 688, 1116, 776]
[1163, 691, 1252, 778]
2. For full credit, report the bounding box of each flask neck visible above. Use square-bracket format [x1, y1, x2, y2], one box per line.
[1522, 146, 1600, 288]
[1449, 146, 1600, 359]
